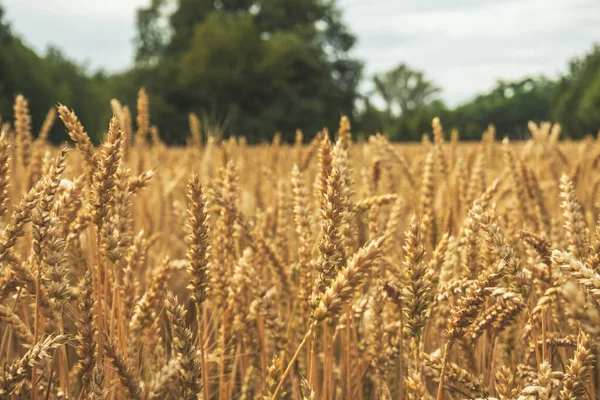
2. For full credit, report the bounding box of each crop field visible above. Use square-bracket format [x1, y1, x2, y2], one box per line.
[0, 91, 599, 400]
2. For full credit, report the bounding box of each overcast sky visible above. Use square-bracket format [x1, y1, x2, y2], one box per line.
[3, 0, 600, 105]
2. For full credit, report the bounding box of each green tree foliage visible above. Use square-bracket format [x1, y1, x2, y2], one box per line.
[132, 0, 362, 143]
[0, 5, 109, 142]
[353, 96, 386, 137]
[364, 63, 444, 140]
[452, 77, 554, 140]
[552, 45, 600, 137]
[135, 0, 170, 65]
[363, 64, 560, 141]
[373, 63, 441, 120]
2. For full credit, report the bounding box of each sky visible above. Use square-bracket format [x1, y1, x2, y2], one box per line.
[3, 0, 600, 106]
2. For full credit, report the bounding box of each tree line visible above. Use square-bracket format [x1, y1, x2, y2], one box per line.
[0, 1, 598, 144]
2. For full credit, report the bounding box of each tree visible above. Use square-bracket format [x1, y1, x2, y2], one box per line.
[576, 70, 600, 134]
[0, 6, 109, 143]
[134, 0, 171, 65]
[0, 4, 11, 39]
[552, 45, 600, 138]
[361, 63, 443, 140]
[132, 0, 362, 142]
[451, 77, 554, 140]
[372, 63, 441, 120]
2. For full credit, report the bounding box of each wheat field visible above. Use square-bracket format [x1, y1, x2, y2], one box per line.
[0, 90, 599, 400]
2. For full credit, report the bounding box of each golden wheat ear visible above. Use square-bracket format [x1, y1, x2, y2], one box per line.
[164, 290, 202, 399]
